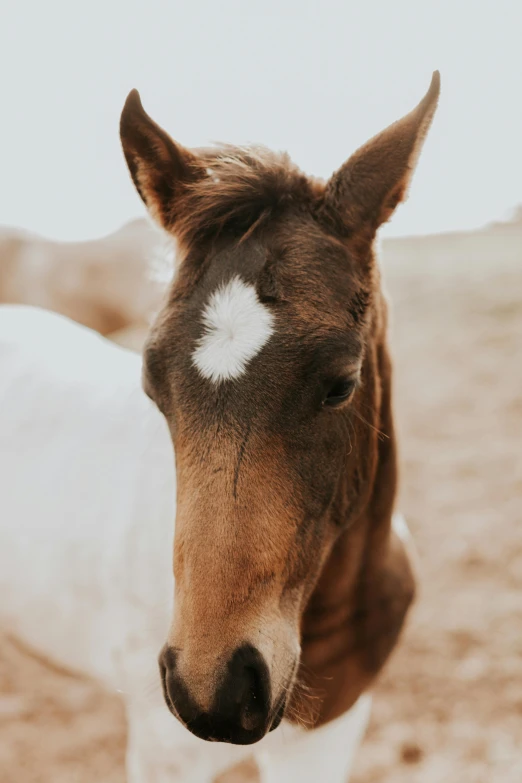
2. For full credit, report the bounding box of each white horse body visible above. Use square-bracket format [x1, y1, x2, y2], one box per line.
[0, 305, 371, 783]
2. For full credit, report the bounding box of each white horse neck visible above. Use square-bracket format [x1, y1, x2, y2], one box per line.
[0, 306, 175, 683]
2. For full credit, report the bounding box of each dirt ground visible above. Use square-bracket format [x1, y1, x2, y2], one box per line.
[1, 233, 521, 782]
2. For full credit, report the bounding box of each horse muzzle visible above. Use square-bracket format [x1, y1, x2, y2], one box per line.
[159, 643, 285, 744]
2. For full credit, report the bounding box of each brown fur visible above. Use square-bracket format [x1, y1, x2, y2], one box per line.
[120, 72, 440, 740]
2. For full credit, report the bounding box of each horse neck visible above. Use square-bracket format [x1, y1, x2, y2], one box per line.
[297, 300, 406, 724]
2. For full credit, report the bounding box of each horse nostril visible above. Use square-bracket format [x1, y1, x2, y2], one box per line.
[219, 644, 271, 737]
[158, 644, 199, 725]
[238, 664, 265, 731]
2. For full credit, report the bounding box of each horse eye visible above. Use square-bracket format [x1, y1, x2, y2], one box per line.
[323, 378, 356, 408]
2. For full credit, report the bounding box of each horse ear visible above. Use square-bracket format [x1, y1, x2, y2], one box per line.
[120, 90, 203, 229]
[320, 71, 440, 236]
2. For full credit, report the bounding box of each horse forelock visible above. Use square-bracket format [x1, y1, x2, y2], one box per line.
[172, 144, 324, 250]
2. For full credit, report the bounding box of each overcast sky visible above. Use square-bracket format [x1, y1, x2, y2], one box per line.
[1, 1, 521, 241]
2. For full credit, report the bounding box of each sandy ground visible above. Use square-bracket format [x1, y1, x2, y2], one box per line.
[1, 236, 521, 782]
[352, 246, 522, 783]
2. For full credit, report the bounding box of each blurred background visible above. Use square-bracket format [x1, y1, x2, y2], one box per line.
[1, 2, 521, 781]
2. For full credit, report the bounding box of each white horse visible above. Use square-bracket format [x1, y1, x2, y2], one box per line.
[0, 305, 372, 783]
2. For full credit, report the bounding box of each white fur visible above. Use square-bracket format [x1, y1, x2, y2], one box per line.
[0, 305, 369, 783]
[192, 275, 274, 383]
[256, 694, 372, 783]
[392, 511, 412, 544]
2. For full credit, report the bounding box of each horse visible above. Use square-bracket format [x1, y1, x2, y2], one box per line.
[0, 218, 165, 339]
[0, 304, 372, 782]
[0, 71, 439, 782]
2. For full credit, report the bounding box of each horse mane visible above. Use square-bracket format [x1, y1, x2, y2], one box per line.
[174, 145, 322, 247]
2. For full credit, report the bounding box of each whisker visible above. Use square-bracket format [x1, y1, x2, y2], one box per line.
[351, 408, 388, 439]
